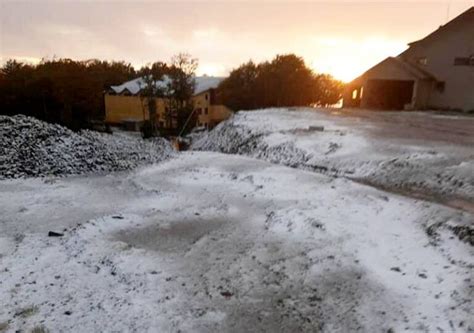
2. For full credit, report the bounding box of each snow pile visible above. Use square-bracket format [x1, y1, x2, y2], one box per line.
[0, 115, 175, 179]
[192, 109, 474, 205]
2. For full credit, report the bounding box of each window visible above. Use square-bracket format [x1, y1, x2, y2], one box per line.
[204, 107, 208, 115]
[454, 56, 474, 66]
[454, 57, 469, 66]
[196, 108, 202, 115]
[352, 89, 358, 100]
[205, 94, 209, 101]
[416, 57, 428, 65]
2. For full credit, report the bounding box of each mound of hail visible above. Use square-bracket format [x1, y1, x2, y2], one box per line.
[0, 115, 175, 179]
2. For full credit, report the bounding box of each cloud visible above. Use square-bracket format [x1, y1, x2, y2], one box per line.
[1, 1, 471, 78]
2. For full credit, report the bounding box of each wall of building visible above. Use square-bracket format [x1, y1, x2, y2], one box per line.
[400, 13, 474, 111]
[210, 105, 233, 127]
[362, 58, 419, 81]
[104, 94, 168, 127]
[105, 89, 232, 131]
[345, 59, 420, 110]
[413, 79, 434, 109]
[193, 91, 211, 128]
[193, 90, 232, 128]
[104, 95, 146, 124]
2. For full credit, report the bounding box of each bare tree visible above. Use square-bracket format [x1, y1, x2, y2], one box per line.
[165, 53, 198, 135]
[138, 62, 167, 137]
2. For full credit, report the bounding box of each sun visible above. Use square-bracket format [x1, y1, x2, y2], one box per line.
[321, 62, 364, 83]
[307, 36, 408, 83]
[311, 56, 364, 83]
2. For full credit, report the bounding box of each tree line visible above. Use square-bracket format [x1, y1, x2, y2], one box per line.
[0, 58, 137, 130]
[137, 54, 198, 137]
[0, 53, 344, 132]
[217, 54, 344, 110]
[0, 55, 199, 133]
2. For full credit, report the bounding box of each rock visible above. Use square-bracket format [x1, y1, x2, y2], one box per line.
[64, 311, 72, 316]
[309, 125, 324, 131]
[220, 291, 233, 298]
[308, 295, 322, 302]
[418, 273, 428, 279]
[390, 267, 402, 272]
[48, 231, 64, 237]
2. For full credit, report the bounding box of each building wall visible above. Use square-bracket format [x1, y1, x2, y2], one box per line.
[210, 105, 233, 127]
[193, 90, 232, 128]
[105, 90, 232, 131]
[345, 59, 420, 109]
[193, 91, 211, 127]
[399, 13, 474, 111]
[104, 94, 168, 127]
[104, 94, 146, 124]
[413, 79, 434, 109]
[362, 58, 418, 81]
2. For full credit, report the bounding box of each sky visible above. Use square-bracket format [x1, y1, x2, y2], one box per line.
[0, 1, 473, 82]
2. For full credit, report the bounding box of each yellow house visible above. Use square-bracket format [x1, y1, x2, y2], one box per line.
[193, 89, 233, 129]
[104, 76, 232, 131]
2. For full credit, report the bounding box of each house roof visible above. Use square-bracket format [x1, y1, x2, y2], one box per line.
[347, 7, 474, 86]
[406, 7, 474, 47]
[391, 57, 437, 80]
[109, 76, 225, 96]
[349, 56, 437, 85]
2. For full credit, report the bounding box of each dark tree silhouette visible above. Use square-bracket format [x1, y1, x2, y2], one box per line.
[0, 58, 136, 130]
[217, 54, 344, 110]
[165, 53, 198, 135]
[138, 62, 168, 137]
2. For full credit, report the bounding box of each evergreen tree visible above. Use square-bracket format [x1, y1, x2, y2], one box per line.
[0, 58, 137, 130]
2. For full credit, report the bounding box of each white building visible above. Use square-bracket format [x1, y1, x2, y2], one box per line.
[344, 7, 474, 111]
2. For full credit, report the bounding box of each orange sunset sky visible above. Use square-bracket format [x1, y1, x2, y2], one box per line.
[1, 1, 473, 82]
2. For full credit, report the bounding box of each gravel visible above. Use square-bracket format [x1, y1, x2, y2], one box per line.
[0, 115, 175, 179]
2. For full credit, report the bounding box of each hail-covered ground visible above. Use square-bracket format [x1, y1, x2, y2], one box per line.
[1, 109, 473, 332]
[192, 108, 474, 213]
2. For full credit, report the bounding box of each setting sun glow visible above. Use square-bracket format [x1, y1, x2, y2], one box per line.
[307, 37, 408, 82]
[2, 2, 472, 83]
